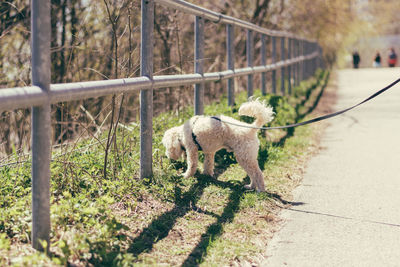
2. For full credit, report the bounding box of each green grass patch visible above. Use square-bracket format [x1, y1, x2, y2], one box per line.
[0, 69, 330, 266]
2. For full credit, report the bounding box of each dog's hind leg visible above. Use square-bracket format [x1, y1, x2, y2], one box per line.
[203, 152, 215, 177]
[183, 148, 198, 178]
[235, 152, 265, 192]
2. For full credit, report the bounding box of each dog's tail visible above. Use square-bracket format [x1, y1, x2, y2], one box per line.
[238, 97, 275, 128]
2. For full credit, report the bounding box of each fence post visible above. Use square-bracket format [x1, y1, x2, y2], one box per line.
[294, 39, 298, 86]
[311, 42, 315, 74]
[307, 41, 311, 79]
[293, 39, 297, 87]
[280, 37, 285, 95]
[318, 44, 321, 69]
[31, 0, 51, 252]
[261, 34, 267, 96]
[301, 40, 305, 81]
[314, 42, 318, 73]
[319, 45, 324, 69]
[194, 16, 205, 115]
[310, 42, 313, 76]
[312, 42, 315, 75]
[246, 29, 253, 98]
[297, 39, 301, 86]
[226, 24, 235, 106]
[306, 42, 312, 79]
[140, 0, 154, 179]
[272, 36, 277, 94]
[310, 42, 312, 76]
[288, 38, 292, 95]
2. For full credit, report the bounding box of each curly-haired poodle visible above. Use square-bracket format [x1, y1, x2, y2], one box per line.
[162, 98, 274, 192]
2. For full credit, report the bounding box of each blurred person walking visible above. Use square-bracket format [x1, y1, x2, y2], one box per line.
[373, 52, 381, 67]
[352, 51, 361, 68]
[388, 48, 397, 67]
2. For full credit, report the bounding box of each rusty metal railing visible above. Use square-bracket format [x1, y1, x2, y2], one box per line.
[0, 0, 323, 251]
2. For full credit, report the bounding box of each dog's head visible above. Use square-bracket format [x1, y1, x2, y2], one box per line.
[162, 126, 185, 160]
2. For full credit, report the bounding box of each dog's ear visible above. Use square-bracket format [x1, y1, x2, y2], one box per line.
[166, 140, 184, 160]
[162, 127, 176, 148]
[162, 127, 184, 160]
[172, 139, 184, 159]
[161, 131, 170, 148]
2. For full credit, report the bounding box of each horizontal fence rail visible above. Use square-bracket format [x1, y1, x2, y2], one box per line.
[154, 0, 314, 40]
[0, 52, 318, 112]
[0, 0, 323, 251]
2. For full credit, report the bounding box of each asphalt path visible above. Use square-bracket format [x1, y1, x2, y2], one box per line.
[263, 68, 400, 266]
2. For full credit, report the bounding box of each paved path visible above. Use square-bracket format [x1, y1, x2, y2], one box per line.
[263, 68, 400, 267]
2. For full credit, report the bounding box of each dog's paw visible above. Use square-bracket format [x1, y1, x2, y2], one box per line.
[244, 185, 266, 193]
[183, 171, 192, 179]
[244, 184, 255, 190]
[203, 171, 214, 178]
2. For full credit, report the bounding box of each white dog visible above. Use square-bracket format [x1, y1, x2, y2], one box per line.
[162, 98, 274, 192]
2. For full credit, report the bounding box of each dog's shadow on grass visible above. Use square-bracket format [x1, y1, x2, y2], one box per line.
[63, 74, 329, 266]
[124, 171, 302, 266]
[213, 149, 237, 177]
[156, 74, 328, 265]
[81, 137, 306, 265]
[126, 175, 209, 256]
[180, 177, 305, 266]
[123, 174, 242, 263]
[77, 174, 302, 266]
[86, 73, 326, 265]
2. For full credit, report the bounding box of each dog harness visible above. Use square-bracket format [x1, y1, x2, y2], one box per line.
[178, 138, 186, 152]
[191, 117, 203, 151]
[182, 116, 223, 152]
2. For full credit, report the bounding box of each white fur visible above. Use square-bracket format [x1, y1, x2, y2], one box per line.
[162, 98, 274, 192]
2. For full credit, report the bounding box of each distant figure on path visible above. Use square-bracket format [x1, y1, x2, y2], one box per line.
[388, 48, 397, 67]
[373, 52, 381, 67]
[352, 51, 360, 68]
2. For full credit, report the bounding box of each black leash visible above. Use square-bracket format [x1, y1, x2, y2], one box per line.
[212, 78, 400, 130]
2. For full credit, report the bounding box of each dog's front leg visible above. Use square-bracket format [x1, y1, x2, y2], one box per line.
[203, 152, 215, 177]
[183, 148, 198, 178]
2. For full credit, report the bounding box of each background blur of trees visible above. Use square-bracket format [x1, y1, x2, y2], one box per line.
[367, 0, 400, 35]
[0, 0, 396, 156]
[348, 0, 400, 68]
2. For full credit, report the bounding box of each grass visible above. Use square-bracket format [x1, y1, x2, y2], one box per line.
[0, 69, 330, 266]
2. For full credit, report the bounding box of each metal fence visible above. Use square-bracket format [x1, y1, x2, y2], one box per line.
[0, 0, 323, 251]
